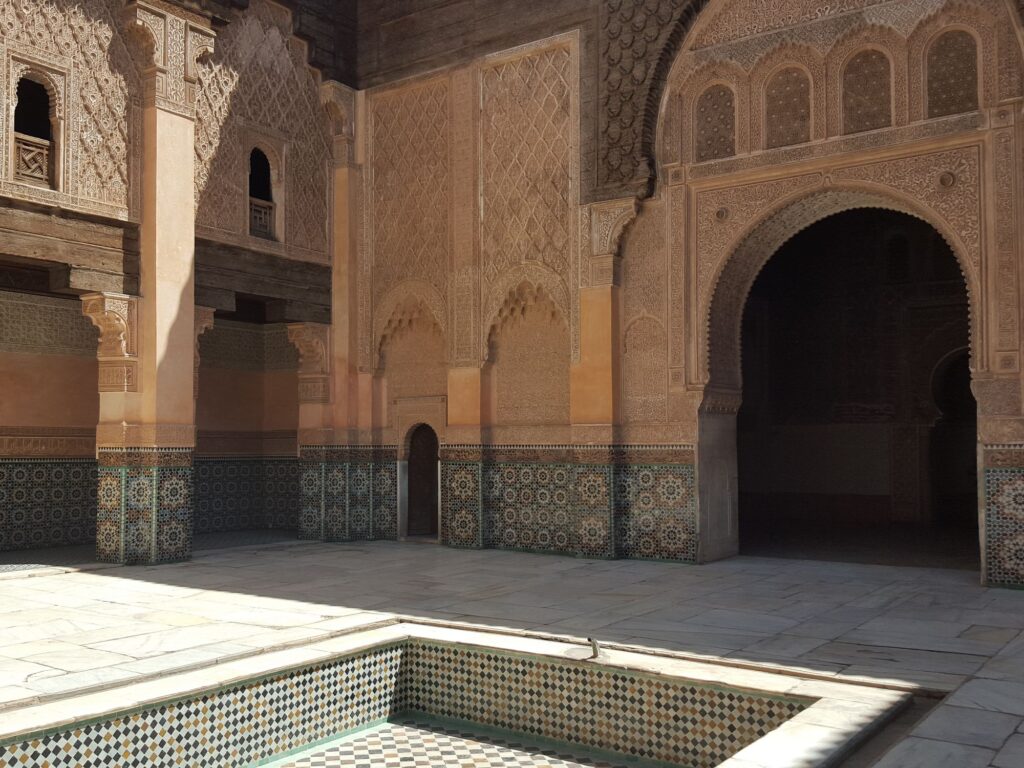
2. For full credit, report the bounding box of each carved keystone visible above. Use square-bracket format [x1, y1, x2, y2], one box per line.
[81, 292, 139, 393]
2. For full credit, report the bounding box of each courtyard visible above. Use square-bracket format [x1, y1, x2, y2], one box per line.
[1, 541, 1023, 766]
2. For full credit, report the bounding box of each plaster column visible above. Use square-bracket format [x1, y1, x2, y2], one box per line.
[81, 4, 214, 565]
[570, 200, 635, 440]
[570, 282, 619, 430]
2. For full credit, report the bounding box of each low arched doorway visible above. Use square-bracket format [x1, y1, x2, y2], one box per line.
[406, 424, 439, 538]
[732, 208, 978, 568]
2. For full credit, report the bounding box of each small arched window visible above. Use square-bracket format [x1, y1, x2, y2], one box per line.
[927, 30, 979, 118]
[248, 148, 275, 240]
[842, 50, 892, 134]
[765, 67, 811, 148]
[13, 77, 54, 187]
[694, 84, 736, 162]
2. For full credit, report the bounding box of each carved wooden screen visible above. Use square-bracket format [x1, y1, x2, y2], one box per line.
[927, 30, 979, 118]
[765, 67, 811, 148]
[694, 84, 736, 162]
[842, 50, 892, 134]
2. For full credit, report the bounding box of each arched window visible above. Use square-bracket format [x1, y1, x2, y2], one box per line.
[765, 67, 811, 148]
[694, 84, 735, 162]
[927, 30, 979, 118]
[842, 50, 892, 134]
[248, 148, 275, 239]
[13, 77, 53, 187]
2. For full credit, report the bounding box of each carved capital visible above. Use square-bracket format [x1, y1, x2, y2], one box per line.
[287, 323, 332, 404]
[81, 292, 140, 393]
[320, 80, 356, 166]
[588, 197, 638, 287]
[590, 197, 639, 258]
[123, 1, 214, 117]
[194, 306, 215, 398]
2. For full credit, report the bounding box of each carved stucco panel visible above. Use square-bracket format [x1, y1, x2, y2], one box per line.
[692, 0, 887, 49]
[480, 38, 578, 341]
[0, 0, 141, 219]
[194, 0, 330, 261]
[369, 77, 450, 306]
[993, 127, 1019, 369]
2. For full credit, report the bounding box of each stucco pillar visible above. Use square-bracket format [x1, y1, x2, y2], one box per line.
[80, 3, 214, 565]
[571, 284, 619, 429]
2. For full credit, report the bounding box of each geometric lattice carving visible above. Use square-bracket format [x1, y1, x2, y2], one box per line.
[481, 44, 574, 290]
[765, 67, 811, 148]
[695, 85, 736, 162]
[843, 49, 892, 134]
[927, 30, 979, 118]
[370, 80, 450, 304]
[1, 0, 140, 215]
[194, 0, 329, 260]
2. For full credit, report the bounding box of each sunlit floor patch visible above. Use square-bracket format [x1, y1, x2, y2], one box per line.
[270, 718, 636, 768]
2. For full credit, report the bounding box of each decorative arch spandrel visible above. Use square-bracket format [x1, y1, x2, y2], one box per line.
[700, 180, 983, 396]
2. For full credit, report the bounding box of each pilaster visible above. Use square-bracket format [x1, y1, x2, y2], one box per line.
[85, 3, 214, 565]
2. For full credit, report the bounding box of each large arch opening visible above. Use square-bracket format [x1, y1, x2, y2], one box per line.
[734, 208, 977, 568]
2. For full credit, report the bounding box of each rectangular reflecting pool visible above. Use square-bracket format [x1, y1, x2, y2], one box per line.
[0, 622, 909, 768]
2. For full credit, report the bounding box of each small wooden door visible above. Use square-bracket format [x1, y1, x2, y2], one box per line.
[407, 425, 439, 537]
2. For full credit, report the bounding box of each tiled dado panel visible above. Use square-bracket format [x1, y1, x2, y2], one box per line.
[194, 459, 301, 533]
[299, 447, 399, 543]
[440, 446, 696, 562]
[983, 447, 1024, 586]
[0, 459, 97, 551]
[96, 449, 193, 565]
[0, 639, 809, 768]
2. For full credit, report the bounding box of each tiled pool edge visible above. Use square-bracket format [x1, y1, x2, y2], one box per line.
[0, 623, 911, 768]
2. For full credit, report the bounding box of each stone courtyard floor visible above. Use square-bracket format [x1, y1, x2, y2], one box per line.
[0, 540, 1023, 767]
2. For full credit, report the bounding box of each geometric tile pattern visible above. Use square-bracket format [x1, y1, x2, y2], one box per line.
[194, 458, 300, 533]
[96, 449, 193, 565]
[0, 459, 96, 551]
[984, 460, 1024, 587]
[615, 464, 697, 562]
[275, 719, 636, 768]
[440, 446, 697, 563]
[0, 639, 808, 768]
[0, 642, 405, 768]
[401, 642, 807, 768]
[298, 446, 399, 544]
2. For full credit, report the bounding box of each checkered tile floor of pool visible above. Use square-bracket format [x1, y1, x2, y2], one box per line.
[272, 718, 635, 768]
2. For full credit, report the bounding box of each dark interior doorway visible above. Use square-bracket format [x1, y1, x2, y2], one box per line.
[737, 209, 979, 569]
[407, 424, 439, 538]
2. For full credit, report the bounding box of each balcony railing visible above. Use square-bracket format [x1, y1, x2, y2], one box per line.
[14, 132, 52, 187]
[249, 197, 275, 240]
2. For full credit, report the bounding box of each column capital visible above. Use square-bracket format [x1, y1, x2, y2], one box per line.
[81, 292, 140, 393]
[123, 0, 215, 117]
[193, 306, 215, 399]
[320, 80, 356, 167]
[587, 197, 638, 287]
[288, 322, 332, 404]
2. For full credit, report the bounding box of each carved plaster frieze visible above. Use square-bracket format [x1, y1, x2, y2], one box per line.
[81, 292, 139, 393]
